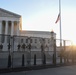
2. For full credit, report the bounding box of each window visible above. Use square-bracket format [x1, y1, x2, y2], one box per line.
[26, 39, 28, 43]
[21, 39, 23, 43]
[35, 39, 37, 43]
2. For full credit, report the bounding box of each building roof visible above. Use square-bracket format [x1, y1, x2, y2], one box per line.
[20, 30, 56, 38]
[0, 8, 21, 18]
[21, 30, 54, 34]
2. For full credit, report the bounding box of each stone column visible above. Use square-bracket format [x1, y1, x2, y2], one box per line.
[11, 21, 14, 36]
[5, 21, 8, 43]
[5, 21, 8, 35]
[0, 21, 2, 34]
[0, 21, 2, 43]
[17, 21, 19, 36]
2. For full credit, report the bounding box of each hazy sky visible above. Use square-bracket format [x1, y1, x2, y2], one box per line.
[0, 0, 76, 44]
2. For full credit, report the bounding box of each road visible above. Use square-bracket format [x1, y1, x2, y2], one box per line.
[1, 65, 76, 75]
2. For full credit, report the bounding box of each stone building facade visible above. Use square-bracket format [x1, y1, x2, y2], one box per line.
[0, 8, 56, 53]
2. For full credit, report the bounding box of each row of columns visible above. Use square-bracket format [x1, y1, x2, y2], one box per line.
[0, 20, 20, 36]
[0, 20, 20, 43]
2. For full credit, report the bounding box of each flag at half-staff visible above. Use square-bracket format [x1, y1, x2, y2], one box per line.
[55, 13, 60, 23]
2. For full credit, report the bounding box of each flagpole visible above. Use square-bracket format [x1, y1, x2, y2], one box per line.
[59, 0, 62, 48]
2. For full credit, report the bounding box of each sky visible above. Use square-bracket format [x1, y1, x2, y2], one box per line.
[0, 0, 76, 44]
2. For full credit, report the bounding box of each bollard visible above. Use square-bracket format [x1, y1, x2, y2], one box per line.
[64, 56, 66, 64]
[42, 54, 46, 65]
[43, 54, 46, 65]
[22, 54, 24, 66]
[67, 56, 69, 63]
[52, 54, 56, 65]
[52, 54, 54, 64]
[60, 56, 62, 64]
[34, 54, 36, 65]
[72, 56, 74, 63]
[53, 39, 56, 65]
[8, 54, 11, 68]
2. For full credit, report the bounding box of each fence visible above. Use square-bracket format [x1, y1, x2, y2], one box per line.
[0, 34, 75, 69]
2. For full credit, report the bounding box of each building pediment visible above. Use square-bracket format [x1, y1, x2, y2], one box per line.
[0, 8, 21, 18]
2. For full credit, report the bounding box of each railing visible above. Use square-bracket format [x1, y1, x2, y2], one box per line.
[0, 34, 75, 69]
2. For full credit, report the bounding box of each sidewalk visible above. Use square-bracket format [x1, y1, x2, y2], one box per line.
[1, 65, 76, 75]
[0, 63, 74, 74]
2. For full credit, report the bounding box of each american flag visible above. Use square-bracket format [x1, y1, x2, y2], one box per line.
[55, 13, 60, 23]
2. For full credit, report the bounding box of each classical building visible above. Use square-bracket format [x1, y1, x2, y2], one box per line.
[0, 8, 73, 68]
[0, 8, 22, 36]
[0, 8, 56, 52]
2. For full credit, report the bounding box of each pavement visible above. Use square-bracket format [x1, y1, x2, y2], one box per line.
[1, 65, 76, 75]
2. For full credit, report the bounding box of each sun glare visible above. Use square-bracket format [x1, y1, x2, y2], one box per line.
[72, 40, 76, 46]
